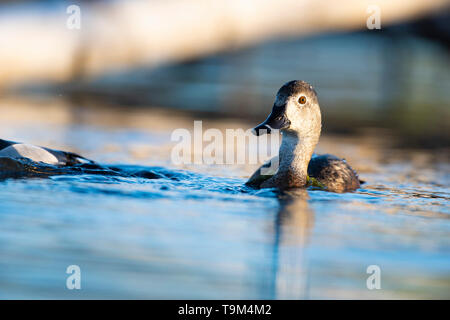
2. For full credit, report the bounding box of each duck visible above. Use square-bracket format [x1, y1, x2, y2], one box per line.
[246, 80, 361, 193]
[0, 139, 91, 166]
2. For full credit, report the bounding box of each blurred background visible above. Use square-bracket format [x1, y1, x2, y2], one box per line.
[0, 0, 449, 299]
[0, 0, 449, 148]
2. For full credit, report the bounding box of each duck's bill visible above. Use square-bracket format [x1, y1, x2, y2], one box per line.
[251, 105, 291, 136]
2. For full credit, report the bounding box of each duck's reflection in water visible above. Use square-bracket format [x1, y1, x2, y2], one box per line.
[271, 189, 314, 299]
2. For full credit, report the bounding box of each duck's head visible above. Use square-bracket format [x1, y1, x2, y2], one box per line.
[252, 80, 321, 138]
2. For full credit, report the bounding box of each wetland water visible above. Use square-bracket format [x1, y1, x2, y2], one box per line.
[0, 101, 448, 299]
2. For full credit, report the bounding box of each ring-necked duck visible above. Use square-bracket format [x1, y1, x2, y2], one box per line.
[246, 80, 361, 192]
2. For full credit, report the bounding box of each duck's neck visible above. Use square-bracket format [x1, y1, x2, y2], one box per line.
[278, 131, 319, 187]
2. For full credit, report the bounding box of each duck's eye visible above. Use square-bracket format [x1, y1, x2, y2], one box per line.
[298, 96, 307, 104]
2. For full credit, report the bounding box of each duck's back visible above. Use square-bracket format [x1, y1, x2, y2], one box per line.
[0, 139, 89, 166]
[308, 154, 360, 192]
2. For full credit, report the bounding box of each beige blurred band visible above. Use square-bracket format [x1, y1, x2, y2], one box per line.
[0, 0, 447, 88]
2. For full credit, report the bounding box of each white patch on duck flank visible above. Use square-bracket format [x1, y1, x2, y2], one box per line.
[0, 144, 59, 165]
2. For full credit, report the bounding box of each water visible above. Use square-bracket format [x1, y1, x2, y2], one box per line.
[0, 20, 449, 298]
[0, 101, 448, 299]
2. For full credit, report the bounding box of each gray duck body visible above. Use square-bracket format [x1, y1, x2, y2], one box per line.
[307, 154, 360, 192]
[246, 154, 360, 193]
